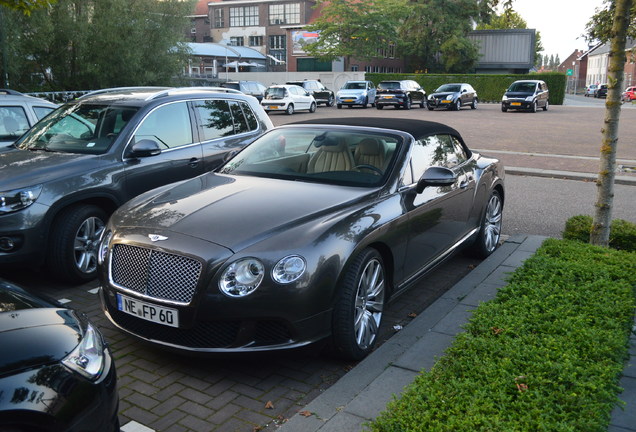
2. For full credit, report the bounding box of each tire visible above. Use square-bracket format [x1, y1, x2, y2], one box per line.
[285, 104, 294, 115]
[466, 190, 503, 258]
[332, 248, 386, 360]
[337, 104, 342, 109]
[501, 105, 507, 112]
[428, 105, 434, 111]
[530, 101, 537, 113]
[47, 204, 107, 283]
[327, 95, 335, 107]
[420, 98, 426, 108]
[471, 98, 478, 109]
[376, 104, 383, 110]
[362, 96, 368, 108]
[309, 102, 316, 113]
[454, 99, 461, 111]
[404, 97, 411, 110]
[543, 100, 549, 111]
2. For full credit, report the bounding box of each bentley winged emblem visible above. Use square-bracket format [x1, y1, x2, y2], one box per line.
[148, 234, 168, 242]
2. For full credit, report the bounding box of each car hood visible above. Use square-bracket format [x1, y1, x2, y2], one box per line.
[429, 92, 458, 98]
[116, 173, 371, 252]
[0, 149, 107, 190]
[338, 89, 366, 96]
[0, 308, 81, 375]
[504, 91, 534, 98]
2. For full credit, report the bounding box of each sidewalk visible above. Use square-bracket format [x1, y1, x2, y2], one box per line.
[278, 234, 636, 432]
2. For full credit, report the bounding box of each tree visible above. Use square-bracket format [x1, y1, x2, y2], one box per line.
[586, 0, 634, 246]
[304, 0, 505, 73]
[1, 0, 194, 91]
[476, 10, 544, 66]
[0, 0, 55, 14]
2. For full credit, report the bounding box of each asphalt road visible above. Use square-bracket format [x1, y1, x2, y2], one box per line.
[3, 96, 635, 432]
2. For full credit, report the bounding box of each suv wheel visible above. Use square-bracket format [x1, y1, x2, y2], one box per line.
[48, 204, 107, 283]
[327, 95, 335, 107]
[404, 97, 411, 110]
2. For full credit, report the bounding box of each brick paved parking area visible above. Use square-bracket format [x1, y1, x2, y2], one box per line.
[2, 253, 480, 432]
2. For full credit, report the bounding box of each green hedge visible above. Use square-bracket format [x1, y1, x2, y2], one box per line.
[563, 215, 636, 252]
[368, 238, 636, 432]
[366, 72, 566, 105]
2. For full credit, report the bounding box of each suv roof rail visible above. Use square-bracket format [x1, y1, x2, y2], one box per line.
[77, 86, 169, 100]
[0, 88, 25, 96]
[146, 87, 243, 100]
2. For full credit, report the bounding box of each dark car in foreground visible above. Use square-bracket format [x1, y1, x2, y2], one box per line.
[376, 80, 427, 109]
[98, 117, 504, 361]
[0, 278, 118, 431]
[0, 86, 273, 283]
[427, 83, 478, 111]
[285, 80, 335, 107]
[501, 80, 549, 112]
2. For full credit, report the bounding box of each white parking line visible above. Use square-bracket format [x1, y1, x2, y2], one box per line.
[121, 421, 155, 432]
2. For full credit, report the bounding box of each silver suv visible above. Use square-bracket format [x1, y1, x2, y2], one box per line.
[0, 89, 57, 147]
[0, 87, 273, 283]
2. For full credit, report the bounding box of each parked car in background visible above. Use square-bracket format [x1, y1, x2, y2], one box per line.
[0, 89, 57, 147]
[285, 79, 335, 107]
[584, 84, 598, 97]
[98, 117, 504, 361]
[622, 86, 636, 102]
[0, 278, 119, 431]
[427, 83, 478, 111]
[262, 84, 317, 115]
[501, 80, 549, 113]
[376, 80, 427, 110]
[0, 87, 273, 283]
[594, 84, 608, 98]
[336, 80, 376, 109]
[221, 80, 267, 102]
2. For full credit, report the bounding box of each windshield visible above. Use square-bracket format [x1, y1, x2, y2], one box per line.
[508, 82, 537, 93]
[14, 103, 139, 154]
[436, 84, 461, 93]
[342, 82, 366, 90]
[378, 82, 400, 90]
[219, 127, 402, 187]
[264, 87, 287, 100]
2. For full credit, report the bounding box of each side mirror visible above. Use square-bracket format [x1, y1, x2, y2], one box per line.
[129, 139, 161, 158]
[416, 166, 457, 194]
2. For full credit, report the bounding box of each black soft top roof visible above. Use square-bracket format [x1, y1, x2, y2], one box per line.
[292, 117, 462, 140]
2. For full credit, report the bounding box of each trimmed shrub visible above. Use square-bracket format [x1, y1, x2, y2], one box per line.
[563, 215, 636, 252]
[366, 72, 566, 104]
[368, 239, 636, 432]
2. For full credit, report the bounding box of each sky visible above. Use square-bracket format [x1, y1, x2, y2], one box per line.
[506, 0, 607, 60]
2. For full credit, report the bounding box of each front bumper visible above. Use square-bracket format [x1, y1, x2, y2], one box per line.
[502, 99, 533, 110]
[0, 202, 50, 266]
[428, 98, 454, 109]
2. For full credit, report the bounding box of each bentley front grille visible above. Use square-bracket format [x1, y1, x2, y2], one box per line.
[111, 244, 202, 304]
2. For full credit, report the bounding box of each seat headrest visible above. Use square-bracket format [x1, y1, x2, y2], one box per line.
[320, 138, 348, 152]
[357, 138, 384, 155]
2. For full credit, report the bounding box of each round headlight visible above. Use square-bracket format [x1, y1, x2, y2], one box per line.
[98, 230, 112, 265]
[272, 255, 306, 284]
[219, 258, 264, 297]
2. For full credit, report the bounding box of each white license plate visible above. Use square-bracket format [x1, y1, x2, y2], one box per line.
[116, 293, 179, 327]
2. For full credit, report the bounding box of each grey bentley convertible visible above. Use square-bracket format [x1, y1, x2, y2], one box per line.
[98, 118, 504, 360]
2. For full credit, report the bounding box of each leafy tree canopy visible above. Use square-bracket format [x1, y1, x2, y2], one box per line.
[586, 0, 636, 42]
[0, 0, 55, 15]
[2, 0, 195, 91]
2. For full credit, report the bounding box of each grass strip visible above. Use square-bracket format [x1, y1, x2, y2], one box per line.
[368, 238, 636, 432]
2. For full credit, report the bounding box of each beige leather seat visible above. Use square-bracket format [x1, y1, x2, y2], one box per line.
[307, 138, 355, 173]
[354, 138, 387, 171]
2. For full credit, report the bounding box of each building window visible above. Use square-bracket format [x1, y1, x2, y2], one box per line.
[214, 9, 224, 28]
[230, 6, 258, 27]
[351, 65, 359, 72]
[230, 36, 244, 46]
[269, 3, 300, 25]
[269, 35, 286, 50]
[249, 36, 263, 46]
[269, 51, 286, 65]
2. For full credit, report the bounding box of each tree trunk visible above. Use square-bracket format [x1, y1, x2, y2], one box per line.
[590, 0, 633, 247]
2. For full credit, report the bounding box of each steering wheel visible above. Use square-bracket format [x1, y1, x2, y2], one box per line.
[355, 164, 383, 175]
